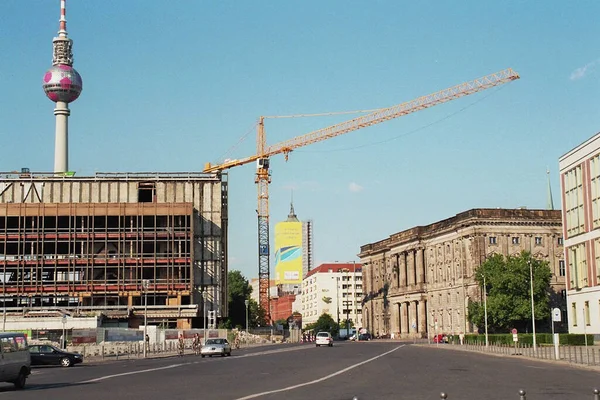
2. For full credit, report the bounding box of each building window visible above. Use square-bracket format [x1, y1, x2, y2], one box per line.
[591, 155, 600, 228]
[558, 237, 564, 245]
[561, 289, 567, 299]
[585, 301, 591, 326]
[511, 237, 520, 245]
[564, 166, 585, 237]
[559, 260, 566, 277]
[489, 236, 497, 245]
[569, 243, 588, 289]
[595, 238, 600, 280]
[534, 237, 542, 246]
[572, 302, 578, 326]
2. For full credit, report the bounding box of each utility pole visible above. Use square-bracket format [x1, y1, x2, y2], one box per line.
[345, 268, 350, 337]
[529, 259, 537, 351]
[142, 279, 150, 358]
[483, 275, 488, 348]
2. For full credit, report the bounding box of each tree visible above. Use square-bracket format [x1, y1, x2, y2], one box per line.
[468, 251, 552, 333]
[218, 270, 268, 330]
[225, 270, 253, 329]
[304, 313, 339, 336]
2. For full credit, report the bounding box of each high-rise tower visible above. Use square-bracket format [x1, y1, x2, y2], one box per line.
[42, 0, 83, 174]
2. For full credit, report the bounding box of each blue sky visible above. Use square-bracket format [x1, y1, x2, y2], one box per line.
[1, 1, 599, 280]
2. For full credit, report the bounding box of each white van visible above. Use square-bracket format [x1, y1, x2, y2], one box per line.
[0, 333, 31, 389]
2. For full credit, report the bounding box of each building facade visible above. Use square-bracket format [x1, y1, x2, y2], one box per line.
[358, 209, 564, 338]
[0, 171, 228, 330]
[301, 263, 363, 329]
[559, 133, 600, 334]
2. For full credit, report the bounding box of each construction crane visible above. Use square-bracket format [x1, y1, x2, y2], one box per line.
[204, 68, 520, 321]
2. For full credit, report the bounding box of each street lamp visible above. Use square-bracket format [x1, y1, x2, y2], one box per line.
[142, 279, 150, 358]
[245, 300, 249, 334]
[529, 259, 537, 351]
[61, 315, 67, 349]
[483, 275, 489, 348]
[201, 289, 207, 345]
[343, 268, 350, 337]
[334, 277, 340, 332]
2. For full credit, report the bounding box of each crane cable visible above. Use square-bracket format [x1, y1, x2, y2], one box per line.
[263, 108, 383, 119]
[295, 85, 507, 153]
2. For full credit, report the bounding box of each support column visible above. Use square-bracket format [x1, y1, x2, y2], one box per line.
[409, 301, 417, 335]
[418, 300, 427, 334]
[400, 303, 408, 334]
[392, 303, 400, 336]
[400, 253, 407, 287]
[416, 248, 424, 284]
[407, 252, 415, 287]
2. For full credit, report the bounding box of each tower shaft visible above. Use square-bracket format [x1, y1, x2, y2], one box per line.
[54, 102, 70, 173]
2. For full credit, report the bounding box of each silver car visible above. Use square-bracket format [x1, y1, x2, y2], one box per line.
[200, 338, 232, 357]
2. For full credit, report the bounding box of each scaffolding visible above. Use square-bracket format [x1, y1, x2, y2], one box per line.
[0, 173, 228, 327]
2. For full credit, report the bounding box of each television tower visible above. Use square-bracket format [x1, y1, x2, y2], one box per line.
[42, 0, 83, 174]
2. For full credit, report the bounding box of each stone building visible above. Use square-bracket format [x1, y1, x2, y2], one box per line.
[358, 209, 564, 338]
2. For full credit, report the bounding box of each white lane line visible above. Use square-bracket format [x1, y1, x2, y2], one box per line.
[77, 345, 310, 384]
[234, 345, 405, 400]
[80, 363, 184, 383]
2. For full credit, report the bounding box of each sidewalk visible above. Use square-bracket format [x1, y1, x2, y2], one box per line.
[418, 341, 600, 372]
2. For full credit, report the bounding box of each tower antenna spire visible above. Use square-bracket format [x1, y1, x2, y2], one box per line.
[546, 167, 555, 210]
[58, 0, 68, 37]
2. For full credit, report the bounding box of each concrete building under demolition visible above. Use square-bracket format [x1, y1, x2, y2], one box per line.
[0, 171, 228, 330]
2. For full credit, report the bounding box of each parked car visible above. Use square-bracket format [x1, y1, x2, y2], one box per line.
[0, 333, 30, 389]
[315, 332, 333, 347]
[29, 345, 83, 367]
[358, 333, 372, 341]
[200, 338, 231, 357]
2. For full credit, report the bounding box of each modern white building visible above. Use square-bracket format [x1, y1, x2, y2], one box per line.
[559, 132, 600, 334]
[301, 263, 363, 329]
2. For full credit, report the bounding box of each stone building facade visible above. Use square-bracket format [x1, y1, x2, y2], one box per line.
[358, 209, 564, 338]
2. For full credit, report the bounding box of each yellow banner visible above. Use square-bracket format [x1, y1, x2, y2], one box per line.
[274, 221, 303, 285]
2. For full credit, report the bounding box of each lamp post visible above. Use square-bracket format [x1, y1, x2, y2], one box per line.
[201, 289, 207, 345]
[344, 268, 350, 337]
[142, 279, 150, 358]
[483, 275, 488, 348]
[245, 299, 249, 334]
[61, 315, 67, 349]
[2, 279, 5, 332]
[529, 259, 537, 351]
[335, 277, 340, 332]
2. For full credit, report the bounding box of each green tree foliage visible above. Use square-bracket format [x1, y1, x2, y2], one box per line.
[219, 270, 269, 329]
[303, 313, 339, 336]
[467, 251, 551, 333]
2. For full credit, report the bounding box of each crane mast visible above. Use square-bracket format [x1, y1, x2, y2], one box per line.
[204, 68, 520, 323]
[255, 117, 272, 319]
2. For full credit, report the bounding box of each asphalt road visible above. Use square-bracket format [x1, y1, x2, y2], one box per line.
[1, 341, 598, 400]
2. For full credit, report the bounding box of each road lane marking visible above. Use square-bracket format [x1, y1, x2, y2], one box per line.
[80, 363, 184, 383]
[234, 345, 405, 400]
[77, 345, 312, 384]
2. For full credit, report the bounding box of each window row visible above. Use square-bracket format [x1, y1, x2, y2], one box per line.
[488, 236, 563, 246]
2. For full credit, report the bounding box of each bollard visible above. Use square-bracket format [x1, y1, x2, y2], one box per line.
[440, 392, 447, 399]
[594, 388, 599, 400]
[518, 389, 526, 400]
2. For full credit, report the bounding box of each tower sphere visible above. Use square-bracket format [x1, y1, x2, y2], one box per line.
[43, 64, 83, 103]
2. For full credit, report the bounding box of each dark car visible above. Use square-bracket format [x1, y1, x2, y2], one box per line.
[358, 333, 372, 341]
[29, 345, 83, 367]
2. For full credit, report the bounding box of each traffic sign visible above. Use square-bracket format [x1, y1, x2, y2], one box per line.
[552, 308, 562, 322]
[512, 333, 518, 342]
[511, 328, 517, 334]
